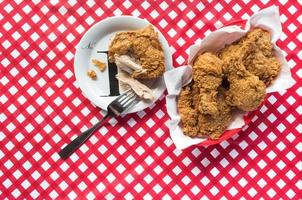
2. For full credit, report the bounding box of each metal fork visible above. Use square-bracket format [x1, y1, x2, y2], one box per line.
[59, 89, 137, 160]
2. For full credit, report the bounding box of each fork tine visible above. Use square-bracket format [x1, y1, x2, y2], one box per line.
[120, 92, 135, 104]
[122, 97, 138, 113]
[115, 89, 133, 102]
[118, 91, 135, 104]
[122, 95, 137, 108]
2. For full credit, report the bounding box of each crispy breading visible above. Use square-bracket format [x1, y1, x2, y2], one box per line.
[92, 59, 106, 72]
[197, 88, 233, 139]
[244, 51, 280, 85]
[193, 53, 223, 116]
[177, 84, 200, 136]
[219, 28, 281, 85]
[178, 83, 233, 139]
[218, 29, 274, 111]
[108, 25, 165, 79]
[87, 69, 97, 80]
[225, 74, 266, 111]
[219, 58, 266, 111]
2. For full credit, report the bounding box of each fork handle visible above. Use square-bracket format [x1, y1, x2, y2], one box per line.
[59, 114, 110, 160]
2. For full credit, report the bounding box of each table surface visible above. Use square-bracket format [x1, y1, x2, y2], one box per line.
[1, 0, 301, 199]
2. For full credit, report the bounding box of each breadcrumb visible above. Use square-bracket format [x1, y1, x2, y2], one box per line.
[87, 69, 97, 80]
[92, 59, 106, 72]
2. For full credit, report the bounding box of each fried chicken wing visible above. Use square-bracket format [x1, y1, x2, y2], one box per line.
[108, 25, 165, 79]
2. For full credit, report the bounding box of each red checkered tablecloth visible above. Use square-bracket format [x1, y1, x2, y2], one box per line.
[1, 1, 301, 199]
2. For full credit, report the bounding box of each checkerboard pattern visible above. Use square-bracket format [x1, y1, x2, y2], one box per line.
[1, 0, 301, 199]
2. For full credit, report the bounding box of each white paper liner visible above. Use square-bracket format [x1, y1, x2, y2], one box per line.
[164, 6, 295, 150]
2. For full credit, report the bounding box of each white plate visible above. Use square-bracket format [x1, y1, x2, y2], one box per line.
[74, 16, 172, 113]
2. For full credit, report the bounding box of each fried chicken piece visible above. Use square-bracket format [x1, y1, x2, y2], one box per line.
[220, 56, 266, 112]
[244, 50, 280, 85]
[197, 87, 233, 139]
[178, 84, 199, 135]
[225, 73, 266, 111]
[219, 28, 281, 85]
[242, 28, 273, 57]
[178, 53, 232, 139]
[218, 29, 276, 111]
[241, 29, 280, 85]
[108, 25, 165, 79]
[192, 53, 223, 115]
[178, 83, 233, 139]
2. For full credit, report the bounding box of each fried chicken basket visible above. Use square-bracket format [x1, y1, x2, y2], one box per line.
[164, 6, 294, 150]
